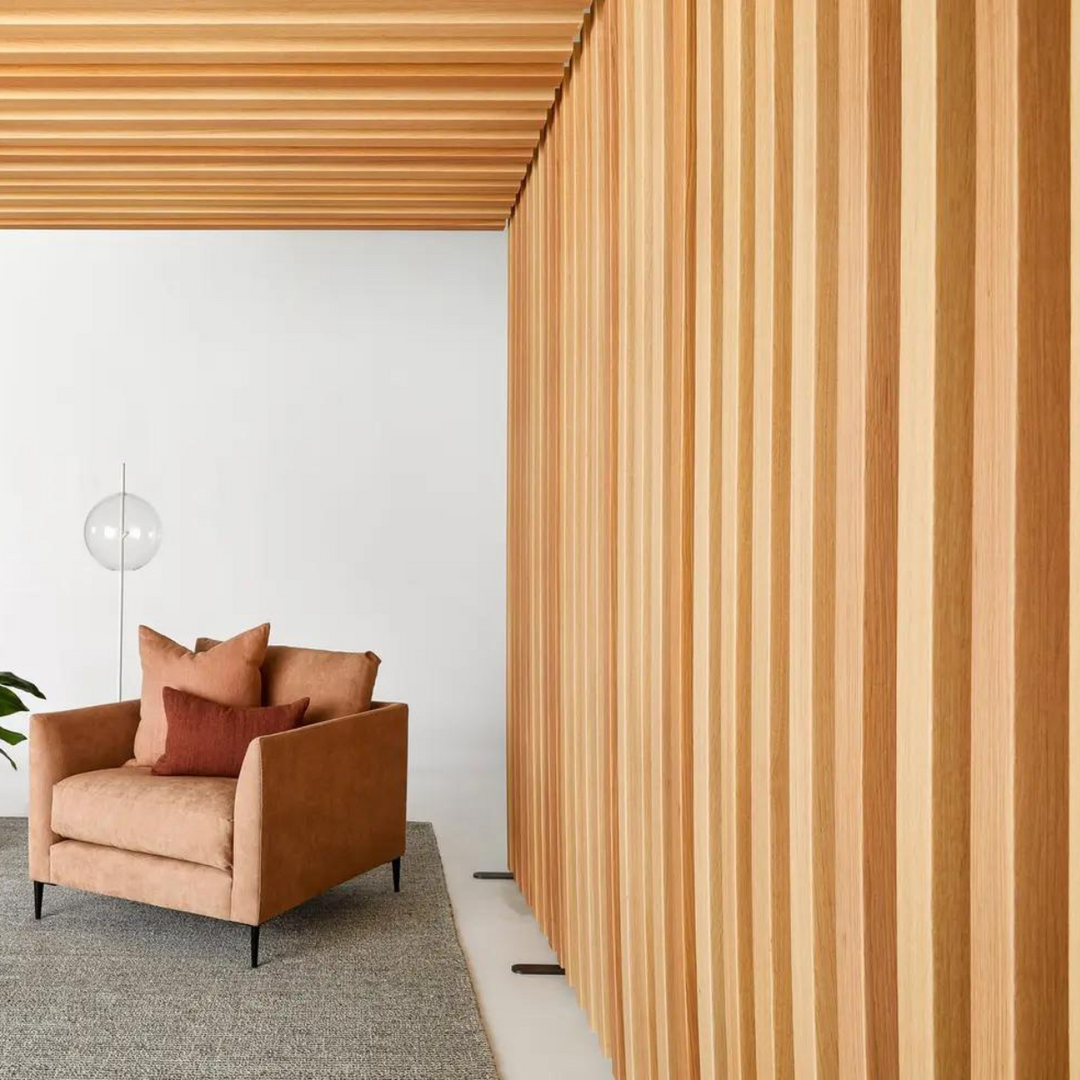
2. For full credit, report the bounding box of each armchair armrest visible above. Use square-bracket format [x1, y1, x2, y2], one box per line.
[231, 701, 408, 924]
[28, 699, 141, 881]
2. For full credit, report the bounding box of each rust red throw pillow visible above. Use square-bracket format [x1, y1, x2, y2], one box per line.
[153, 686, 309, 778]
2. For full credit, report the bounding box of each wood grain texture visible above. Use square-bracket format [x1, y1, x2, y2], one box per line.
[789, 0, 820, 1072]
[692, 0, 724, 1075]
[897, 1, 937, 1071]
[0, 1, 589, 226]
[931, 2, 974, 1074]
[1015, 1, 1069, 1073]
[1073, 2, 1080, 1075]
[508, 1, 1072, 1077]
[835, 0, 871, 1071]
[972, 0, 1018, 1073]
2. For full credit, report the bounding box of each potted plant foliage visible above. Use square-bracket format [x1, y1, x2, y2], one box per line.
[0, 673, 44, 769]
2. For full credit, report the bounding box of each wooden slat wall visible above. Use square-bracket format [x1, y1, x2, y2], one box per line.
[508, 0, 1073, 1078]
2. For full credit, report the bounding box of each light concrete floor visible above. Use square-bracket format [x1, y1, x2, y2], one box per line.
[410, 765, 615, 1080]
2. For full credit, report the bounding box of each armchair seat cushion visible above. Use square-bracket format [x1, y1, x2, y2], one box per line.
[51, 766, 237, 872]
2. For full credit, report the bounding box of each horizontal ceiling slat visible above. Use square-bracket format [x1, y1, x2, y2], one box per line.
[0, 0, 582, 227]
[0, 179, 521, 191]
[0, 132, 538, 147]
[0, 219, 508, 229]
[0, 205, 506, 213]
[0, 89, 555, 105]
[0, 193, 508, 206]
[0, 148, 532, 165]
[1, 0, 588, 19]
[0, 50, 572, 65]
[0, 22, 579, 40]
[0, 62, 569, 89]
[0, 111, 549, 128]
[0, 168, 523, 183]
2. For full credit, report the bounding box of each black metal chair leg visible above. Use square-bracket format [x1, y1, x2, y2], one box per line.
[392, 857, 401, 893]
[33, 881, 43, 920]
[250, 924, 260, 968]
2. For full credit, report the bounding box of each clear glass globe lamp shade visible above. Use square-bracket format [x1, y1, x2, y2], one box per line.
[84, 493, 163, 571]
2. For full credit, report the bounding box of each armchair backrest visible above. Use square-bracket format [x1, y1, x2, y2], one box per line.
[195, 638, 380, 725]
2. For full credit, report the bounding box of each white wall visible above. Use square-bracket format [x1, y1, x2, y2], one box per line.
[0, 229, 507, 817]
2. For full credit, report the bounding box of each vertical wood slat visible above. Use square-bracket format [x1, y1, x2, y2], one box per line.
[971, 0, 1018, 1074]
[1015, 1, 1069, 1073]
[1073, 0, 1080, 1072]
[789, 0, 819, 1071]
[897, 2, 937, 1073]
[692, 0, 724, 1076]
[834, 0, 871, 1072]
[507, 2, 1072, 1078]
[751, 0, 779, 1073]
[865, 3, 901, 1077]
[896, 1, 976, 1075]
[812, 5, 841, 1075]
[721, 0, 754, 1072]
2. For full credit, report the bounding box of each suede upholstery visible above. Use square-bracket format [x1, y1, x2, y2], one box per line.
[51, 840, 233, 920]
[52, 766, 237, 871]
[28, 700, 141, 881]
[196, 639, 379, 726]
[231, 702, 407, 924]
[153, 688, 308, 778]
[135, 623, 269, 765]
[29, 683, 408, 932]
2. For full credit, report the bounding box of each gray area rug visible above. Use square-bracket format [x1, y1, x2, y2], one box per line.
[0, 820, 498, 1080]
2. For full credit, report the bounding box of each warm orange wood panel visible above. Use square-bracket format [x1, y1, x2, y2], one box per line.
[1014, 2, 1070, 1074]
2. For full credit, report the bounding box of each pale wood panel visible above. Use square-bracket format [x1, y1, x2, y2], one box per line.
[751, 1, 780, 1071]
[896, 2, 936, 1073]
[719, 0, 750, 1072]
[0, 2, 588, 226]
[971, 0, 1019, 1073]
[692, 0, 724, 1074]
[735, 1, 759, 1072]
[771, 3, 795, 1074]
[834, 0, 871, 1071]
[789, 0, 819, 1071]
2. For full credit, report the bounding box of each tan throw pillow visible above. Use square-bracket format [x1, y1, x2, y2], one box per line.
[135, 623, 270, 765]
[195, 639, 380, 725]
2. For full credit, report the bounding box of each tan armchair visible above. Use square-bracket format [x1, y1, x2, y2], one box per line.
[28, 667, 408, 967]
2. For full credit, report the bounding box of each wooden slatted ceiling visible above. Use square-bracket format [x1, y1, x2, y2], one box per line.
[0, 2, 589, 229]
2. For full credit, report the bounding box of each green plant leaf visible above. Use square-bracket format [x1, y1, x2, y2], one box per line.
[0, 673, 43, 699]
[0, 686, 27, 718]
[0, 725, 26, 747]
[0, 744, 14, 769]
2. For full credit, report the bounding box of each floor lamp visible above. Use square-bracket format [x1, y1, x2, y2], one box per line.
[84, 464, 163, 700]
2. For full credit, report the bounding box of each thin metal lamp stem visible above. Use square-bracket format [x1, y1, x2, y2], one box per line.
[117, 462, 126, 702]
